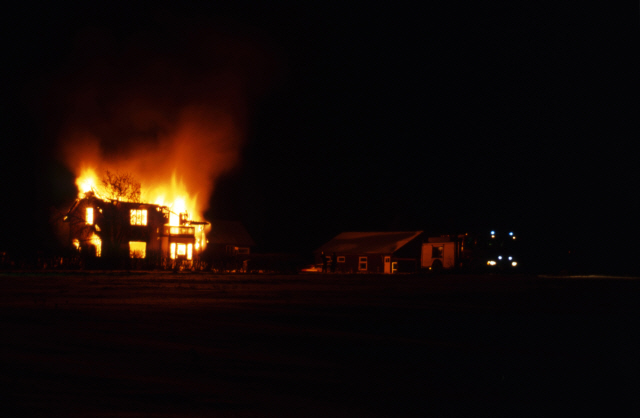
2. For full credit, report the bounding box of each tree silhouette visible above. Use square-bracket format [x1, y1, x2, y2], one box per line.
[101, 170, 141, 202]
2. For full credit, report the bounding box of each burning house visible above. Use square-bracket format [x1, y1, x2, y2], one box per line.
[64, 188, 209, 268]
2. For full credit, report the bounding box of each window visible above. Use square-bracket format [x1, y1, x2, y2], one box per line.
[177, 243, 186, 256]
[337, 256, 345, 263]
[170, 243, 176, 259]
[187, 243, 193, 260]
[130, 209, 148, 226]
[129, 241, 146, 258]
[167, 226, 194, 235]
[86, 207, 93, 225]
[358, 256, 367, 271]
[384, 256, 390, 263]
[90, 234, 101, 257]
[432, 246, 444, 258]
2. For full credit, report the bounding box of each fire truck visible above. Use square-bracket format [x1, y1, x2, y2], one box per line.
[421, 230, 520, 271]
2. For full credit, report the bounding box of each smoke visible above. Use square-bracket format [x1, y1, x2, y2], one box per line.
[54, 20, 278, 219]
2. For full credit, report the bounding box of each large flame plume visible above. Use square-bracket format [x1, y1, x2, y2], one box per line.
[54, 23, 277, 225]
[65, 104, 242, 224]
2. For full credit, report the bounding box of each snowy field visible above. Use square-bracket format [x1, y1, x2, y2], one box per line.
[1, 272, 639, 416]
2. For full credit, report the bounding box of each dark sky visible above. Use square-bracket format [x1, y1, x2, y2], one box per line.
[1, 2, 638, 272]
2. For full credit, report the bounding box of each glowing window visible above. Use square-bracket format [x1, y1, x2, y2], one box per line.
[90, 234, 101, 257]
[337, 256, 345, 263]
[130, 209, 148, 226]
[86, 207, 94, 225]
[168, 226, 194, 235]
[358, 256, 367, 271]
[177, 243, 186, 256]
[129, 241, 146, 258]
[187, 243, 193, 260]
[170, 243, 176, 259]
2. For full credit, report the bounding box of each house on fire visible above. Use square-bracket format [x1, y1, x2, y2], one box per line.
[63, 192, 208, 265]
[316, 231, 424, 273]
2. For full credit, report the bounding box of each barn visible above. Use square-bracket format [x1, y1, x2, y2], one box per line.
[316, 231, 424, 274]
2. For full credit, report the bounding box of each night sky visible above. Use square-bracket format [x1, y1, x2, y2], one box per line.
[2, 2, 638, 273]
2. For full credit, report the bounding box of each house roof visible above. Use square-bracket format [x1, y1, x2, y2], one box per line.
[317, 231, 424, 255]
[208, 220, 255, 247]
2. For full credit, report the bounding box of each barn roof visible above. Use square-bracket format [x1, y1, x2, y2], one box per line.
[318, 231, 424, 255]
[208, 220, 255, 247]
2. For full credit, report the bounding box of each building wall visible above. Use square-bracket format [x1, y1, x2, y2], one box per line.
[69, 198, 198, 260]
[329, 254, 419, 273]
[320, 234, 424, 274]
[332, 254, 385, 273]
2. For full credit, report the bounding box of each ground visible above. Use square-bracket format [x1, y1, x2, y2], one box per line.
[1, 272, 639, 417]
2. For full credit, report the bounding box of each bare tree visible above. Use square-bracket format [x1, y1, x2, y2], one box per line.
[101, 170, 141, 202]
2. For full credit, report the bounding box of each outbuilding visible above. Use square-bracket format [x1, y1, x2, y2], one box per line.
[204, 220, 255, 272]
[316, 231, 424, 273]
[206, 220, 255, 257]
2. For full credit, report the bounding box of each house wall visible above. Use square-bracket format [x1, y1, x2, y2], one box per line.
[319, 234, 424, 274]
[333, 254, 387, 273]
[69, 198, 190, 259]
[329, 254, 418, 274]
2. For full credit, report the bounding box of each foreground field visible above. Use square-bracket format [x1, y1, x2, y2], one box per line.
[1, 272, 639, 416]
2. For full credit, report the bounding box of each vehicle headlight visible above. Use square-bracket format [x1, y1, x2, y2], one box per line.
[487, 260, 497, 266]
[511, 261, 517, 267]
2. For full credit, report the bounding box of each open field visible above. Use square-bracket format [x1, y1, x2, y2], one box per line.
[1, 272, 640, 416]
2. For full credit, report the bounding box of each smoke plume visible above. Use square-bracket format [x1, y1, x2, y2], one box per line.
[54, 20, 277, 219]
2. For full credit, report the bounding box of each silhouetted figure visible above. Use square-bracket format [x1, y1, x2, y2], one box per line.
[331, 253, 337, 273]
[321, 251, 327, 273]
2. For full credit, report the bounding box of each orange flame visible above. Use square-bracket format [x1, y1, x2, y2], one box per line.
[64, 105, 241, 227]
[74, 167, 199, 227]
[76, 167, 98, 196]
